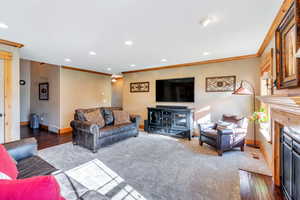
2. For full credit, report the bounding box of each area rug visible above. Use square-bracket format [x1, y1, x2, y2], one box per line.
[39, 132, 271, 200]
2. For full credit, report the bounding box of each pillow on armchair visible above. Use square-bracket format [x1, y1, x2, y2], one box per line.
[216, 121, 236, 130]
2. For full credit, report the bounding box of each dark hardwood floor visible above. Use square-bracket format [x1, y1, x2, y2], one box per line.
[239, 169, 284, 200]
[21, 125, 72, 150]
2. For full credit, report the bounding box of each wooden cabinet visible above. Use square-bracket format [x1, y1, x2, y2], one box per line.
[147, 106, 193, 140]
[281, 128, 300, 200]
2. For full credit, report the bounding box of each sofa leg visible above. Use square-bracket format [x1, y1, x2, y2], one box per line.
[199, 141, 203, 146]
[241, 145, 245, 152]
[92, 149, 98, 153]
[218, 150, 223, 156]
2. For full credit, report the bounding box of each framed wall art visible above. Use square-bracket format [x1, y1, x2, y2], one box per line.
[39, 82, 49, 100]
[275, 1, 300, 88]
[206, 76, 236, 92]
[130, 82, 150, 93]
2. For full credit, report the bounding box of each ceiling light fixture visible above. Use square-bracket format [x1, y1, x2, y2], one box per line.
[199, 16, 217, 27]
[107, 67, 112, 71]
[203, 52, 211, 56]
[161, 59, 167, 62]
[112, 78, 117, 83]
[0, 22, 8, 29]
[130, 64, 136, 67]
[89, 51, 96, 56]
[64, 58, 71, 62]
[124, 40, 133, 46]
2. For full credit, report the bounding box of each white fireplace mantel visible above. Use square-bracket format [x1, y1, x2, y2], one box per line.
[256, 95, 300, 115]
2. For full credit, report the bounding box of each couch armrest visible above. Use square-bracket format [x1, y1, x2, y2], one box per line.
[217, 129, 234, 135]
[198, 123, 217, 131]
[70, 120, 99, 135]
[3, 138, 38, 162]
[130, 114, 141, 129]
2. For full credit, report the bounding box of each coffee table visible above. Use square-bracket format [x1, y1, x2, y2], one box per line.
[53, 159, 146, 200]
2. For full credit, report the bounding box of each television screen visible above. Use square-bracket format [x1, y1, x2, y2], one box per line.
[156, 77, 194, 102]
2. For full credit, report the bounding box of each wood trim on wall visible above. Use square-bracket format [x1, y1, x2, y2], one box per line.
[20, 121, 29, 126]
[2, 52, 13, 142]
[62, 66, 112, 76]
[58, 127, 72, 134]
[122, 54, 258, 74]
[0, 39, 24, 48]
[257, 0, 294, 56]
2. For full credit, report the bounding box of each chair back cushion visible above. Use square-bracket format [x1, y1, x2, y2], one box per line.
[0, 144, 18, 179]
[0, 176, 64, 200]
[222, 115, 248, 129]
[113, 110, 131, 125]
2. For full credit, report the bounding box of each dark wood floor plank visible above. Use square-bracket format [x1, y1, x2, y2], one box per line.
[20, 126, 72, 150]
[239, 170, 284, 200]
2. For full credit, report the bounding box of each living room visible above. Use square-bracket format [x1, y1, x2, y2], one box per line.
[1, 0, 299, 199]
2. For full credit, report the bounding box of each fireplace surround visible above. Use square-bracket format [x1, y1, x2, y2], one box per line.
[257, 95, 300, 190]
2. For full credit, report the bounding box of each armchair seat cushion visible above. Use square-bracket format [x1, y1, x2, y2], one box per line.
[99, 123, 136, 138]
[201, 129, 218, 139]
[17, 156, 57, 179]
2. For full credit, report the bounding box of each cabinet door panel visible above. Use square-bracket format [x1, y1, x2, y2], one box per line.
[293, 150, 300, 200]
[282, 142, 292, 196]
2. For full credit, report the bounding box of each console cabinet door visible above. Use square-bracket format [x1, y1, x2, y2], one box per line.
[172, 112, 189, 130]
[149, 109, 162, 126]
[282, 141, 292, 197]
[293, 142, 300, 200]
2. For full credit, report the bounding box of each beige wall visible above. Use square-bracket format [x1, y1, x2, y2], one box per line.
[123, 57, 260, 139]
[0, 44, 21, 142]
[60, 68, 112, 129]
[20, 59, 31, 122]
[30, 61, 60, 133]
[111, 78, 123, 107]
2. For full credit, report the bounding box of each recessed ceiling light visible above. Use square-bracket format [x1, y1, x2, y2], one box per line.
[64, 58, 71, 62]
[203, 52, 211, 56]
[199, 16, 217, 27]
[161, 59, 167, 62]
[0, 22, 8, 29]
[107, 67, 112, 71]
[89, 51, 96, 56]
[130, 64, 136, 67]
[112, 78, 117, 83]
[124, 40, 133, 46]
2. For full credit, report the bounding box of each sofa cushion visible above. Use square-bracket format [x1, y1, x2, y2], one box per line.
[202, 129, 218, 139]
[0, 176, 64, 200]
[99, 123, 136, 138]
[0, 144, 18, 179]
[0, 172, 12, 180]
[83, 109, 105, 128]
[113, 110, 131, 125]
[102, 109, 114, 125]
[17, 156, 57, 179]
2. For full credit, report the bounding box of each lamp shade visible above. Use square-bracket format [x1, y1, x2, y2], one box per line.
[233, 81, 253, 95]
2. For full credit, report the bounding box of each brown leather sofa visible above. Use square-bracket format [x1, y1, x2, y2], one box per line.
[70, 107, 141, 153]
[198, 115, 248, 156]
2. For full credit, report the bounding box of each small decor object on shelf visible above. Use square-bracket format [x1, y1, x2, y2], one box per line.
[275, 1, 300, 88]
[39, 82, 49, 100]
[206, 76, 236, 92]
[130, 82, 149, 93]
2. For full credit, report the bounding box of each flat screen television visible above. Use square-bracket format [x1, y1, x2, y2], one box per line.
[156, 77, 194, 102]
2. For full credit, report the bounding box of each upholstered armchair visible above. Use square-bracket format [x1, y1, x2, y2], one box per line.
[198, 115, 249, 156]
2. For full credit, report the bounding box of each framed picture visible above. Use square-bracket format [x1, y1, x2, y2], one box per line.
[275, 1, 300, 88]
[130, 82, 149, 93]
[39, 82, 49, 100]
[206, 76, 236, 92]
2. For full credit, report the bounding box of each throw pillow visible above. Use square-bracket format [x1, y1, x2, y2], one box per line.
[83, 109, 105, 128]
[0, 144, 18, 179]
[113, 110, 131, 125]
[0, 176, 65, 200]
[102, 109, 114, 125]
[216, 120, 236, 130]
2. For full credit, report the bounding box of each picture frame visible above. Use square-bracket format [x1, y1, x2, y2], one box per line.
[130, 82, 150, 93]
[275, 1, 300, 89]
[39, 82, 49, 100]
[205, 76, 236, 92]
